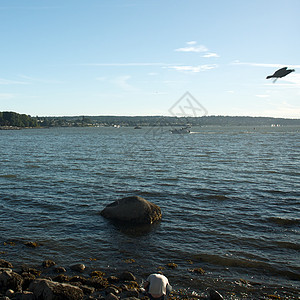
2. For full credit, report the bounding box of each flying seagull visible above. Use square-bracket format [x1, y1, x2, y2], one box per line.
[266, 67, 295, 82]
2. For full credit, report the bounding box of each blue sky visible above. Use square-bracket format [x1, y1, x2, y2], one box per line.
[1, 0, 299, 117]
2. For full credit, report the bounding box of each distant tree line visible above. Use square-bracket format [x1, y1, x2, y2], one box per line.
[38, 115, 300, 127]
[0, 111, 37, 127]
[1, 111, 300, 128]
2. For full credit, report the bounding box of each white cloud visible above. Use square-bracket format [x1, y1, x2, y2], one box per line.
[167, 64, 218, 73]
[186, 41, 197, 45]
[175, 44, 208, 53]
[202, 53, 220, 58]
[175, 41, 219, 57]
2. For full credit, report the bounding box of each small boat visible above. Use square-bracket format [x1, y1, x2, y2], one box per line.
[134, 126, 142, 129]
[171, 126, 191, 134]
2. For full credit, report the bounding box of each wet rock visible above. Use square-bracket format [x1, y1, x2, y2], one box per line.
[21, 272, 36, 290]
[14, 291, 35, 300]
[54, 266, 66, 273]
[42, 260, 56, 268]
[71, 264, 86, 272]
[190, 267, 205, 274]
[24, 242, 39, 248]
[119, 271, 136, 281]
[209, 289, 224, 300]
[85, 277, 109, 290]
[5, 289, 14, 297]
[29, 278, 84, 300]
[166, 263, 178, 269]
[105, 293, 118, 300]
[100, 196, 162, 225]
[80, 285, 95, 295]
[0, 260, 13, 269]
[90, 270, 105, 277]
[105, 286, 120, 295]
[69, 276, 87, 285]
[121, 290, 139, 298]
[107, 276, 119, 283]
[21, 266, 41, 276]
[52, 274, 69, 283]
[0, 269, 23, 292]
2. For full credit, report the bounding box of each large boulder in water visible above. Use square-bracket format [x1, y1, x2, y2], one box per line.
[100, 196, 162, 225]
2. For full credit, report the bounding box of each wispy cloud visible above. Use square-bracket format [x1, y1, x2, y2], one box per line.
[0, 78, 28, 85]
[113, 75, 138, 92]
[0, 93, 14, 99]
[80, 62, 169, 67]
[19, 75, 64, 84]
[263, 101, 300, 118]
[232, 61, 300, 68]
[175, 41, 219, 57]
[175, 44, 208, 53]
[167, 64, 218, 73]
[202, 53, 220, 58]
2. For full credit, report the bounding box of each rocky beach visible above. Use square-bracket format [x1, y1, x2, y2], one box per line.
[1, 254, 299, 300]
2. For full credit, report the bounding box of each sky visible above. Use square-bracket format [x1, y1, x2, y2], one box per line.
[1, 0, 300, 118]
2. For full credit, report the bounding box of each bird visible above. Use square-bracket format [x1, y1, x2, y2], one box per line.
[266, 67, 295, 81]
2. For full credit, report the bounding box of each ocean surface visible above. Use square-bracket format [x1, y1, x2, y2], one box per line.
[1, 126, 299, 298]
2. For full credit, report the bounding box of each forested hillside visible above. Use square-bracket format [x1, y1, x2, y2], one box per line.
[0, 111, 37, 127]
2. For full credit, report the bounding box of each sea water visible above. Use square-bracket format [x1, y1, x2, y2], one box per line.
[0, 126, 299, 297]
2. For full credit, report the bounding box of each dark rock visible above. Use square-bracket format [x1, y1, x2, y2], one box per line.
[90, 270, 105, 278]
[54, 266, 67, 273]
[29, 278, 84, 300]
[85, 277, 109, 290]
[100, 196, 162, 225]
[105, 286, 120, 295]
[80, 285, 95, 295]
[5, 289, 14, 297]
[107, 276, 119, 283]
[119, 271, 136, 281]
[21, 272, 36, 290]
[121, 290, 139, 298]
[24, 242, 39, 248]
[0, 269, 23, 292]
[21, 266, 41, 276]
[14, 291, 35, 300]
[42, 260, 56, 268]
[105, 293, 118, 300]
[69, 276, 87, 285]
[209, 289, 224, 300]
[70, 264, 86, 272]
[0, 260, 13, 269]
[52, 274, 69, 283]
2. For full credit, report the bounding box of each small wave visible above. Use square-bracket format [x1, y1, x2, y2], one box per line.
[274, 241, 300, 251]
[206, 195, 229, 201]
[267, 217, 300, 226]
[192, 253, 300, 281]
